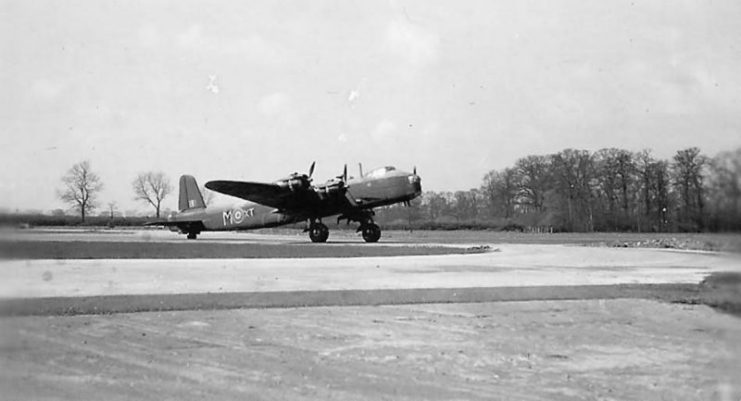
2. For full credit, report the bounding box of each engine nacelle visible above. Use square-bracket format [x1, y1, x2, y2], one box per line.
[276, 175, 311, 192]
[314, 180, 345, 200]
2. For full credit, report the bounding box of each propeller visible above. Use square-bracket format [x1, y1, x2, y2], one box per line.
[280, 161, 315, 192]
[339, 164, 357, 206]
[336, 164, 347, 183]
[410, 165, 421, 192]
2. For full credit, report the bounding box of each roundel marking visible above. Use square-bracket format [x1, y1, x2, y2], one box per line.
[233, 209, 245, 224]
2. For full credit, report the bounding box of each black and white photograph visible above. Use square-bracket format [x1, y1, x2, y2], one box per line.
[1, 1, 740, 399]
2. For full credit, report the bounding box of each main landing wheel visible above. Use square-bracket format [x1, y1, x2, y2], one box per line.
[361, 223, 381, 243]
[186, 232, 198, 240]
[309, 223, 329, 243]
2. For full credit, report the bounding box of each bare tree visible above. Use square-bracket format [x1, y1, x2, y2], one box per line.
[707, 148, 741, 229]
[514, 155, 551, 213]
[672, 147, 707, 230]
[453, 190, 474, 221]
[58, 161, 103, 222]
[594, 148, 636, 230]
[107, 201, 117, 219]
[424, 191, 448, 221]
[635, 149, 655, 230]
[551, 149, 596, 232]
[132, 172, 172, 218]
[481, 168, 519, 218]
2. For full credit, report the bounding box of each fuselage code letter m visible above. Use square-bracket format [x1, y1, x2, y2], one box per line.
[222, 208, 255, 226]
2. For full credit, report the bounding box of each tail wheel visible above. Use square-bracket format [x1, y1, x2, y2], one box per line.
[361, 223, 381, 243]
[309, 223, 329, 243]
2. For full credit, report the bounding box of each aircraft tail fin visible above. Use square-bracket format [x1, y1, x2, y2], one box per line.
[178, 175, 206, 211]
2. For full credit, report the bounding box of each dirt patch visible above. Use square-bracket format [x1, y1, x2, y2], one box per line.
[2, 299, 739, 400]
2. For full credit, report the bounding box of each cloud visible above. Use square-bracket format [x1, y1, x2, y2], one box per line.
[223, 35, 287, 63]
[138, 24, 162, 47]
[29, 79, 65, 101]
[177, 24, 205, 48]
[371, 119, 397, 142]
[174, 25, 286, 64]
[206, 75, 219, 94]
[347, 90, 359, 104]
[346, 77, 368, 107]
[385, 18, 439, 68]
[257, 92, 291, 116]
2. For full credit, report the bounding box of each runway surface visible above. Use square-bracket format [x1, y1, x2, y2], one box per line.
[0, 228, 491, 260]
[1, 229, 738, 315]
[2, 229, 740, 400]
[3, 300, 740, 400]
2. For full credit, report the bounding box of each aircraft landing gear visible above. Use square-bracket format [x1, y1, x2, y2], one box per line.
[339, 210, 382, 243]
[308, 221, 329, 243]
[186, 232, 198, 240]
[360, 223, 381, 243]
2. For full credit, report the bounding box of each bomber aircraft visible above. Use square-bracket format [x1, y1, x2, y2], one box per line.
[148, 163, 422, 242]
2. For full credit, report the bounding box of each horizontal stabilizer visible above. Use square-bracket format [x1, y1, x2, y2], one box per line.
[144, 220, 180, 227]
[144, 219, 205, 235]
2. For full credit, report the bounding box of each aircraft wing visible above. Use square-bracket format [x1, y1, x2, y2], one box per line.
[205, 180, 301, 210]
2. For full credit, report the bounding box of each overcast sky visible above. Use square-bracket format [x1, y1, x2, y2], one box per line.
[1, 0, 740, 213]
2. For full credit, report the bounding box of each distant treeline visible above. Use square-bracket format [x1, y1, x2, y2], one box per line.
[0, 214, 149, 227]
[374, 147, 741, 233]
[5, 146, 740, 233]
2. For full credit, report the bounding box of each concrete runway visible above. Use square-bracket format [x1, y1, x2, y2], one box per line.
[2, 227, 478, 245]
[0, 229, 737, 314]
[2, 229, 740, 400]
[3, 245, 734, 297]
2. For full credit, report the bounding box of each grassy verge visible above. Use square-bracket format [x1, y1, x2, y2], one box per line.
[688, 272, 741, 316]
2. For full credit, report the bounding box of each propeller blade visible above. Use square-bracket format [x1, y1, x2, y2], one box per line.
[413, 166, 417, 175]
[343, 164, 347, 182]
[308, 161, 316, 179]
[358, 162, 364, 178]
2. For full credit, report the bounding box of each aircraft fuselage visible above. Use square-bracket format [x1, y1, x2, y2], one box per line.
[164, 166, 422, 241]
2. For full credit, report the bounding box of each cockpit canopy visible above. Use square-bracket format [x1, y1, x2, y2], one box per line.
[365, 166, 396, 178]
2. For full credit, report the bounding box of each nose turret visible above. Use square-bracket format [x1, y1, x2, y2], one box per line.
[408, 173, 422, 196]
[351, 165, 421, 206]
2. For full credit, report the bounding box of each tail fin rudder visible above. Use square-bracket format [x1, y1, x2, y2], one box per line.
[178, 175, 206, 211]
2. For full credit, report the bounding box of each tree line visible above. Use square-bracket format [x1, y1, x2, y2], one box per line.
[57, 161, 183, 221]
[375, 147, 741, 232]
[56, 146, 740, 232]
